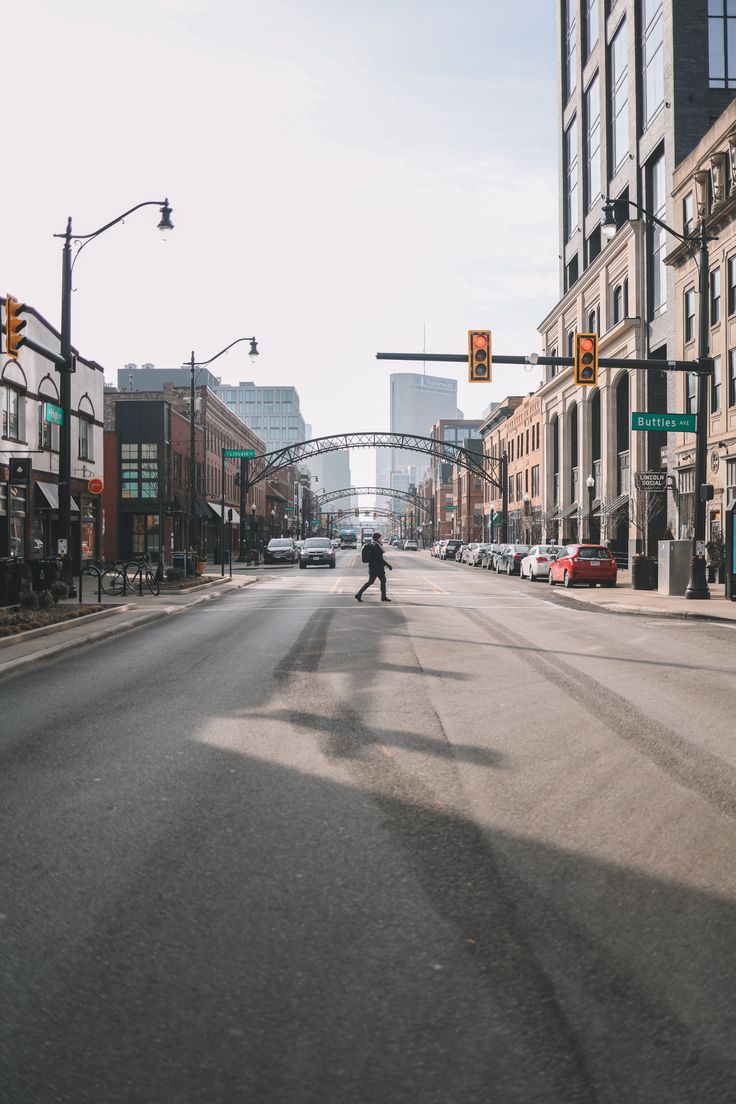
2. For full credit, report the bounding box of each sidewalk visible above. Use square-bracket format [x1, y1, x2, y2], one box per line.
[0, 574, 258, 678]
[549, 575, 736, 623]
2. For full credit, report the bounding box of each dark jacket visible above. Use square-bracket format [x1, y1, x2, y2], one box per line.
[365, 540, 388, 573]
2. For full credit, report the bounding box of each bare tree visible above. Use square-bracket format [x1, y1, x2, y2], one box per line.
[628, 490, 665, 556]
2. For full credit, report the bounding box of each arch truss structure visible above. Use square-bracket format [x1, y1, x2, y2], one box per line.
[248, 432, 501, 490]
[315, 486, 424, 511]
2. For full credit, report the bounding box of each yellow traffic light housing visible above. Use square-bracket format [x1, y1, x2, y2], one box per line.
[468, 329, 492, 382]
[5, 295, 27, 358]
[574, 332, 598, 386]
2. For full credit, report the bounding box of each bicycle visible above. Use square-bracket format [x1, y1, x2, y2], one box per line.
[100, 561, 128, 596]
[124, 554, 160, 597]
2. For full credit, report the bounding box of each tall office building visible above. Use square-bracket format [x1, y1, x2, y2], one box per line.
[309, 450, 353, 513]
[212, 382, 308, 452]
[376, 373, 462, 509]
[537, 1, 735, 552]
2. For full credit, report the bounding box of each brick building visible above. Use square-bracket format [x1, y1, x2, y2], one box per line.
[482, 395, 543, 543]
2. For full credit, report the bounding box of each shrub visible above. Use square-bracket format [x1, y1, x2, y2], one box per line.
[37, 589, 54, 610]
[166, 567, 185, 582]
[49, 580, 69, 605]
[18, 589, 40, 611]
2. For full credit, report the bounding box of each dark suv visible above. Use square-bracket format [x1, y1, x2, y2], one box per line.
[442, 539, 463, 561]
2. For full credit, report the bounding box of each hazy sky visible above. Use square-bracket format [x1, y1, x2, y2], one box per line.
[5, 0, 558, 486]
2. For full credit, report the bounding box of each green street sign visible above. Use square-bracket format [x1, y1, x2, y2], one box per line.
[631, 412, 696, 433]
[223, 448, 256, 458]
[43, 401, 63, 426]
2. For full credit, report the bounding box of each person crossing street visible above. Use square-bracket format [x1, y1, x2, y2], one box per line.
[355, 531, 393, 602]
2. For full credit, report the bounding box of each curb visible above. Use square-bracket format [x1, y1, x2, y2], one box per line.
[0, 604, 135, 650]
[544, 588, 736, 625]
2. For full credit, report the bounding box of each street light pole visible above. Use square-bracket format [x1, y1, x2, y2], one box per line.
[586, 474, 595, 543]
[602, 195, 712, 598]
[55, 199, 173, 594]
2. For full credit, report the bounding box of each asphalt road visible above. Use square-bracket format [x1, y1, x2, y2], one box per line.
[2, 548, 736, 1103]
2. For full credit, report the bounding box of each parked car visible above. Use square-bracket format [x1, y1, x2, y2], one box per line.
[469, 543, 489, 566]
[264, 538, 297, 564]
[488, 544, 509, 571]
[298, 536, 336, 569]
[403, 539, 418, 550]
[460, 543, 478, 564]
[439, 539, 463, 560]
[455, 544, 469, 563]
[480, 544, 498, 569]
[520, 544, 560, 581]
[495, 544, 530, 575]
[431, 540, 443, 557]
[548, 544, 617, 588]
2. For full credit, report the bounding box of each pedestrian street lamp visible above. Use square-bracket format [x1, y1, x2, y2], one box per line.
[601, 191, 714, 599]
[586, 474, 595, 543]
[185, 336, 259, 561]
[53, 198, 173, 594]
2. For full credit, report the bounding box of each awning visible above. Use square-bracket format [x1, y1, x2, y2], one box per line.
[605, 493, 629, 517]
[207, 501, 241, 524]
[727, 496, 736, 512]
[36, 481, 79, 512]
[560, 501, 580, 519]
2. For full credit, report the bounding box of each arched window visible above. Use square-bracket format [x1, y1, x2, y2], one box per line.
[78, 393, 95, 461]
[2, 362, 27, 442]
[613, 284, 623, 324]
[38, 375, 61, 452]
[587, 306, 598, 333]
[567, 329, 575, 357]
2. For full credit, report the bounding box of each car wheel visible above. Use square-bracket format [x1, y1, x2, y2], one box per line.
[299, 562, 306, 569]
[506, 561, 511, 575]
[330, 561, 336, 568]
[548, 571, 555, 586]
[564, 571, 573, 588]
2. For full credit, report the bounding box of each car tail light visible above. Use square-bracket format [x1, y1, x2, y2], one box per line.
[537, 556, 547, 563]
[514, 553, 521, 560]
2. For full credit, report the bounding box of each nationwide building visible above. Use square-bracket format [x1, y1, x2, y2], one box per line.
[376, 372, 462, 512]
[538, 1, 736, 557]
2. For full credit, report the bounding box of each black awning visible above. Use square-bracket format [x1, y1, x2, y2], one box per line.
[36, 482, 80, 512]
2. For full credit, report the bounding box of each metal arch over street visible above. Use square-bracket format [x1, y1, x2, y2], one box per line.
[247, 432, 502, 490]
[315, 486, 424, 510]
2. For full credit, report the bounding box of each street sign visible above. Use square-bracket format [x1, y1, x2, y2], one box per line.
[223, 448, 256, 458]
[88, 477, 104, 495]
[43, 401, 64, 426]
[634, 471, 667, 492]
[631, 412, 696, 433]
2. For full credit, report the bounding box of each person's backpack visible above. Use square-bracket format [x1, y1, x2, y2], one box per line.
[361, 543, 371, 563]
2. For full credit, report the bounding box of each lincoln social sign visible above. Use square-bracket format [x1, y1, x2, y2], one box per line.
[631, 412, 696, 433]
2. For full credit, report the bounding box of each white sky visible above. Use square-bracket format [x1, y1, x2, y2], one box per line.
[5, 0, 558, 486]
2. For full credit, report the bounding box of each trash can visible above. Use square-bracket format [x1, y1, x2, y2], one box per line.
[0, 557, 24, 606]
[173, 551, 195, 577]
[29, 557, 62, 592]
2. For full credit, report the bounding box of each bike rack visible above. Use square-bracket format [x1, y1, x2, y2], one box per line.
[78, 565, 103, 605]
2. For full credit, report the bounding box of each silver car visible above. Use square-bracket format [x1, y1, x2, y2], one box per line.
[520, 544, 559, 580]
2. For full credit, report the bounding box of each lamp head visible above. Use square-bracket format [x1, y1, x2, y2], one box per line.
[601, 200, 617, 241]
[586, 474, 595, 489]
[248, 338, 259, 359]
[158, 199, 174, 233]
[251, 503, 257, 514]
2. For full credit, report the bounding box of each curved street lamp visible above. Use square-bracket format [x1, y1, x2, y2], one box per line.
[54, 198, 174, 593]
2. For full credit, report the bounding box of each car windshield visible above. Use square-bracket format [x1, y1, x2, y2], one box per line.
[512, 546, 530, 553]
[268, 540, 292, 548]
[536, 546, 558, 555]
[447, 540, 462, 547]
[577, 547, 610, 559]
[304, 538, 331, 549]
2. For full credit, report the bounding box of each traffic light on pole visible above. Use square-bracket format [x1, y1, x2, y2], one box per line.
[5, 296, 26, 358]
[574, 332, 598, 386]
[468, 329, 492, 383]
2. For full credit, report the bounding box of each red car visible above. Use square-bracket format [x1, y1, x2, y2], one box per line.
[548, 544, 617, 588]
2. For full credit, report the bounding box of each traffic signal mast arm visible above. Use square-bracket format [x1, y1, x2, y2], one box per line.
[376, 350, 709, 374]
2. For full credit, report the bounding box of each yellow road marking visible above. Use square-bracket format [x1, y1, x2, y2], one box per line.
[422, 575, 447, 594]
[330, 575, 342, 593]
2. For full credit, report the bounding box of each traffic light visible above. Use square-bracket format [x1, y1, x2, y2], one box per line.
[468, 329, 492, 383]
[5, 296, 26, 358]
[574, 332, 598, 386]
[354, 507, 359, 517]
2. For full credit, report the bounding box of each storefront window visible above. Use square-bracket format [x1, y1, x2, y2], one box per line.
[131, 514, 161, 556]
[121, 443, 159, 499]
[9, 486, 26, 558]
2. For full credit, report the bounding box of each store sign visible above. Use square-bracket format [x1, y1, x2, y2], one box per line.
[9, 457, 30, 484]
[43, 402, 64, 426]
[88, 477, 104, 495]
[634, 471, 667, 492]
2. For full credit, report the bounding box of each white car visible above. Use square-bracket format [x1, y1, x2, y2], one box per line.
[520, 544, 559, 580]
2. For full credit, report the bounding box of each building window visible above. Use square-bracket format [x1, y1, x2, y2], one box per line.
[531, 465, 540, 498]
[684, 288, 696, 343]
[648, 149, 667, 317]
[610, 19, 629, 174]
[683, 193, 694, 235]
[587, 305, 599, 333]
[567, 329, 576, 357]
[565, 253, 579, 290]
[643, 0, 664, 125]
[78, 417, 93, 461]
[712, 355, 722, 413]
[586, 0, 599, 56]
[686, 373, 698, 415]
[565, 0, 577, 100]
[728, 257, 736, 315]
[585, 74, 601, 210]
[516, 472, 523, 501]
[730, 349, 736, 406]
[2, 385, 23, 440]
[509, 476, 515, 503]
[38, 403, 60, 452]
[565, 116, 579, 239]
[121, 443, 159, 499]
[613, 284, 623, 324]
[711, 267, 722, 326]
[709, 0, 736, 88]
[549, 346, 558, 379]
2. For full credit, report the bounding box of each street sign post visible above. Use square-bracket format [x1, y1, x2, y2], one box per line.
[43, 401, 64, 426]
[634, 471, 667, 492]
[223, 448, 256, 459]
[631, 412, 696, 433]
